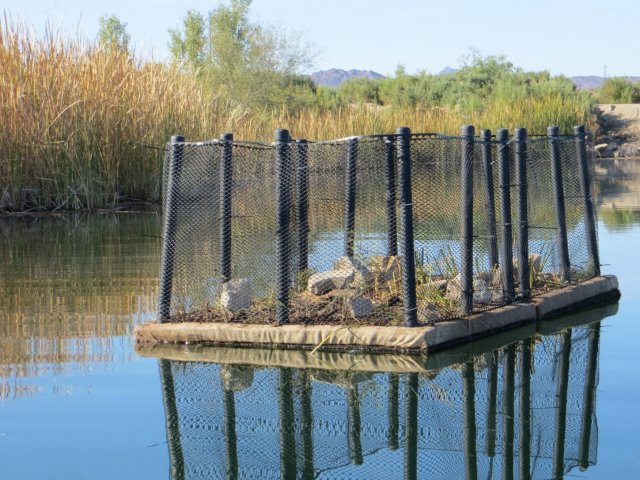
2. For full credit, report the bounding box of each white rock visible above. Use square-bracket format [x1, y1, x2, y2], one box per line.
[334, 256, 373, 286]
[220, 365, 254, 392]
[445, 274, 492, 304]
[417, 302, 443, 324]
[220, 278, 253, 311]
[348, 296, 374, 318]
[307, 269, 355, 295]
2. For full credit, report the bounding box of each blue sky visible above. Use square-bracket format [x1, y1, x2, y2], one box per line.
[3, 0, 638, 77]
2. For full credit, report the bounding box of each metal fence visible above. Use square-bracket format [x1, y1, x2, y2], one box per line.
[157, 126, 599, 326]
[158, 321, 602, 479]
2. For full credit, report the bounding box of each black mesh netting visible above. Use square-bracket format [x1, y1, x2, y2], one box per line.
[159, 131, 598, 324]
[159, 322, 601, 479]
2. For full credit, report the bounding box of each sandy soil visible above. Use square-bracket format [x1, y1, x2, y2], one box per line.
[595, 103, 640, 157]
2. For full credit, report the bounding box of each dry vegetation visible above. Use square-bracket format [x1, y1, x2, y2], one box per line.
[0, 17, 595, 211]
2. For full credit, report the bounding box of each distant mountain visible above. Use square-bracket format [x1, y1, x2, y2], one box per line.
[571, 76, 640, 90]
[439, 66, 457, 75]
[311, 69, 385, 87]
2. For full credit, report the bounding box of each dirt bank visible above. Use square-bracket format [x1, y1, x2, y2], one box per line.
[594, 103, 640, 157]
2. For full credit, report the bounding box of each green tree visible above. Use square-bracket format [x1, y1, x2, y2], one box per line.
[598, 78, 640, 104]
[167, 10, 207, 69]
[168, 0, 315, 111]
[98, 14, 130, 54]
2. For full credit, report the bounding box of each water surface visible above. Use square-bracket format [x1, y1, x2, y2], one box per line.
[0, 159, 639, 479]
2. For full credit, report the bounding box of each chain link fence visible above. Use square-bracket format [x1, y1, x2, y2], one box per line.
[157, 126, 599, 325]
[159, 321, 601, 479]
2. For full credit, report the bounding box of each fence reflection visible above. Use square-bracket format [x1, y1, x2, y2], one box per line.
[157, 318, 605, 480]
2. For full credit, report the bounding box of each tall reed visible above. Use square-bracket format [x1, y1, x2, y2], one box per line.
[0, 17, 594, 211]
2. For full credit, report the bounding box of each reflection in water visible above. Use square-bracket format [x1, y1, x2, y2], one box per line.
[0, 211, 162, 397]
[156, 317, 605, 479]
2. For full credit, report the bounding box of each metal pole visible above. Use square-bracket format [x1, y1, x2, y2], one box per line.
[220, 133, 233, 283]
[299, 371, 315, 480]
[485, 350, 498, 457]
[497, 129, 515, 303]
[481, 129, 499, 269]
[385, 136, 398, 256]
[463, 360, 478, 480]
[275, 129, 291, 324]
[296, 139, 309, 273]
[388, 373, 399, 450]
[159, 360, 185, 480]
[574, 125, 601, 276]
[461, 125, 475, 315]
[579, 322, 601, 469]
[223, 388, 238, 480]
[519, 340, 532, 480]
[502, 344, 515, 480]
[396, 127, 418, 327]
[553, 329, 572, 480]
[548, 126, 571, 283]
[347, 385, 363, 465]
[515, 128, 531, 299]
[278, 368, 297, 478]
[404, 373, 419, 480]
[158, 135, 185, 321]
[344, 138, 358, 257]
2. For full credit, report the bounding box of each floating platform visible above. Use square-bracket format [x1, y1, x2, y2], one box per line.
[134, 275, 620, 354]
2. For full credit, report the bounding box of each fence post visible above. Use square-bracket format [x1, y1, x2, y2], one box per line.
[158, 135, 185, 321]
[396, 127, 418, 327]
[344, 138, 358, 257]
[497, 129, 515, 303]
[222, 384, 238, 478]
[548, 126, 571, 283]
[515, 128, 531, 299]
[579, 322, 600, 469]
[275, 129, 291, 324]
[220, 133, 233, 283]
[388, 373, 399, 450]
[553, 329, 572, 480]
[460, 125, 475, 315]
[485, 350, 498, 457]
[384, 135, 398, 256]
[404, 373, 419, 480]
[296, 139, 309, 273]
[481, 129, 499, 269]
[574, 125, 601, 276]
[519, 339, 532, 480]
[159, 360, 185, 479]
[502, 344, 516, 480]
[463, 360, 478, 480]
[347, 386, 363, 465]
[278, 368, 296, 478]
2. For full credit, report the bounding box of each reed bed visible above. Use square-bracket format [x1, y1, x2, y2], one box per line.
[0, 18, 595, 211]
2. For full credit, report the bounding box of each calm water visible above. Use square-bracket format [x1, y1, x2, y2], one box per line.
[0, 160, 639, 479]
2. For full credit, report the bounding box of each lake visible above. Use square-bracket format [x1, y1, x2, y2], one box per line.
[0, 159, 638, 479]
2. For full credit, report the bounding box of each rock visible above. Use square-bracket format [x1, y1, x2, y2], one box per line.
[513, 253, 543, 280]
[307, 269, 355, 295]
[348, 296, 374, 318]
[619, 144, 640, 157]
[369, 255, 402, 284]
[220, 278, 253, 311]
[594, 143, 609, 152]
[445, 274, 492, 304]
[220, 365, 255, 392]
[334, 256, 373, 286]
[473, 278, 492, 304]
[417, 302, 443, 324]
